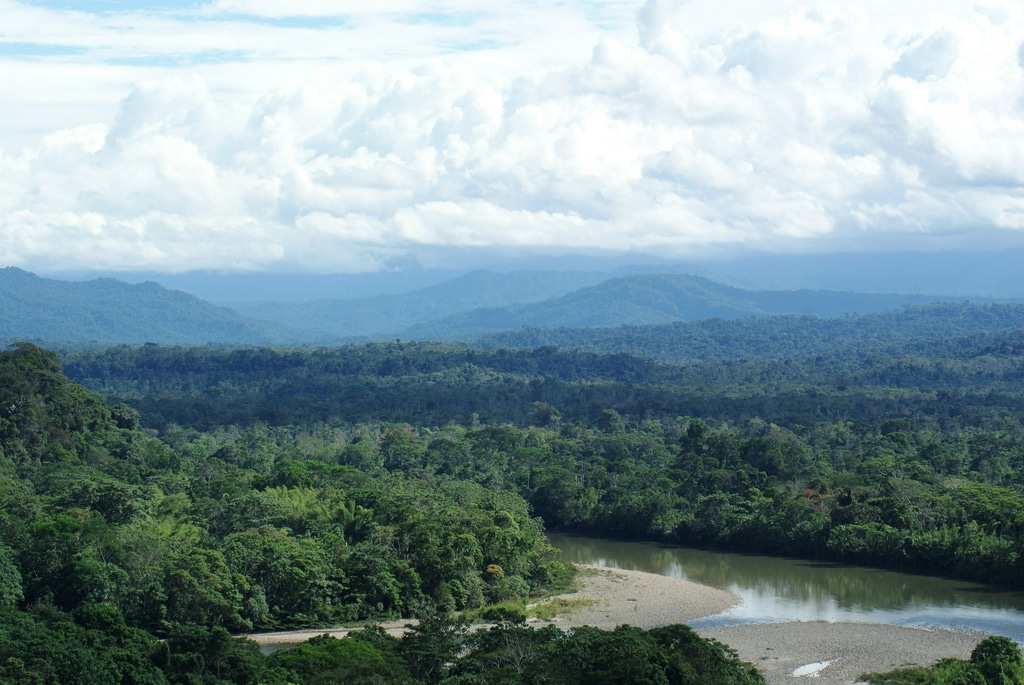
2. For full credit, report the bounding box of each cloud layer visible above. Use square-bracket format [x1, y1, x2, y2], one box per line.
[2, 0, 1024, 272]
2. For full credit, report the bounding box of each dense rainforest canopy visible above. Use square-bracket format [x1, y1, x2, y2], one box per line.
[473, 302, 1024, 364]
[5, 307, 1024, 684]
[0, 342, 766, 684]
[59, 326, 1024, 589]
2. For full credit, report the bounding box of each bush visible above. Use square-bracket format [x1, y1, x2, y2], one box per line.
[970, 636, 1024, 685]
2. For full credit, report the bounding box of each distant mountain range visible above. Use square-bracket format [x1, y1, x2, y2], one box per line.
[57, 248, 1024, 300]
[1, 266, 1018, 346]
[403, 273, 950, 339]
[230, 269, 609, 338]
[0, 267, 288, 345]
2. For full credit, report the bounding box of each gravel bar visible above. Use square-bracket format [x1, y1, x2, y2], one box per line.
[245, 564, 990, 684]
[545, 566, 989, 685]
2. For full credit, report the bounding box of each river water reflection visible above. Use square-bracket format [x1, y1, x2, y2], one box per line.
[548, 533, 1024, 642]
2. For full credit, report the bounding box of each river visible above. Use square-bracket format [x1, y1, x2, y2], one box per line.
[548, 532, 1024, 642]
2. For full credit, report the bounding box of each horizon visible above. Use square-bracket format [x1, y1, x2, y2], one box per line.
[6, 245, 1024, 302]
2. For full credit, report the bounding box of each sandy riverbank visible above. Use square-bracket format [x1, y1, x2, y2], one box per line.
[244, 564, 740, 647]
[542, 564, 740, 630]
[547, 566, 988, 684]
[550, 567, 988, 685]
[244, 564, 990, 684]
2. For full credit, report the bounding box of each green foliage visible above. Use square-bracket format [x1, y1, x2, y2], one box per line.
[3, 343, 566, 630]
[0, 605, 166, 685]
[51, 333, 1024, 589]
[155, 623, 267, 684]
[862, 658, 987, 685]
[270, 632, 411, 684]
[447, 622, 765, 685]
[8, 321, 1024, 684]
[398, 613, 468, 683]
[863, 637, 1024, 685]
[477, 603, 527, 625]
[971, 636, 1024, 685]
[0, 545, 23, 608]
[0, 343, 778, 685]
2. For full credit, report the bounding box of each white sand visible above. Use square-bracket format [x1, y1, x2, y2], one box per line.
[540, 564, 740, 630]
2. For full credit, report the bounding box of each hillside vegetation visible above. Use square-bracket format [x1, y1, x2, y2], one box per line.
[7, 295, 1024, 681]
[62, 316, 1024, 589]
[10, 344, 764, 685]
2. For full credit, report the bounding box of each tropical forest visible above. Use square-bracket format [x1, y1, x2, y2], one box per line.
[3, 288, 1024, 683]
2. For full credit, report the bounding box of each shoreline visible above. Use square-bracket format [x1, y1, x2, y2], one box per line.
[244, 563, 740, 648]
[543, 565, 989, 684]
[542, 563, 741, 630]
[243, 564, 990, 684]
[699, 621, 987, 685]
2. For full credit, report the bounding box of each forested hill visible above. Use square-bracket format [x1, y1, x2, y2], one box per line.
[5, 343, 657, 685]
[473, 302, 1024, 363]
[0, 267, 291, 344]
[403, 273, 954, 339]
[0, 344, 567, 628]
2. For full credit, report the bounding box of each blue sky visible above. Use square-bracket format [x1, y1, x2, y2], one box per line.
[2, 0, 1023, 274]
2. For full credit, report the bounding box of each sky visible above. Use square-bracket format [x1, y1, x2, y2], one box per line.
[2, 0, 1024, 275]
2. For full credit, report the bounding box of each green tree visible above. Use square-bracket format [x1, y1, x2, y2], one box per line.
[270, 633, 411, 685]
[971, 636, 1024, 685]
[0, 543, 23, 607]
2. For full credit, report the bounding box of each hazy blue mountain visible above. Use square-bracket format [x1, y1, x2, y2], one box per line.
[0, 267, 292, 344]
[43, 247, 1024, 305]
[232, 269, 611, 338]
[86, 267, 469, 302]
[3, 265, 1009, 347]
[403, 273, 953, 339]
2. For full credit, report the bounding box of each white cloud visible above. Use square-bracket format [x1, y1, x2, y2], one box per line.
[2, 0, 1024, 273]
